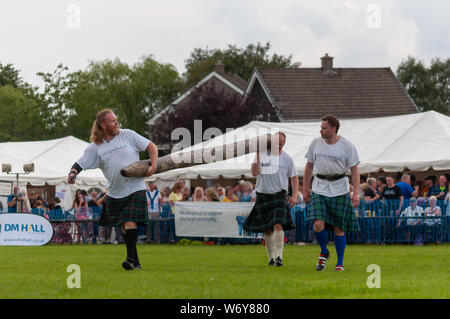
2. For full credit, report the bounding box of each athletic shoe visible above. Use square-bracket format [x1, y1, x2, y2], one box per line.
[336, 265, 345, 272]
[275, 256, 283, 267]
[268, 259, 276, 267]
[316, 249, 330, 271]
[122, 258, 139, 271]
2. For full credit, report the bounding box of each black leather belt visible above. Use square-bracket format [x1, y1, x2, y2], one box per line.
[316, 173, 346, 181]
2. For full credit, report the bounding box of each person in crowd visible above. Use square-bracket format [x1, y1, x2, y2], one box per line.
[396, 174, 419, 200]
[424, 196, 442, 244]
[32, 200, 48, 218]
[221, 187, 238, 202]
[192, 187, 205, 202]
[7, 186, 25, 213]
[71, 189, 84, 210]
[382, 175, 404, 215]
[217, 187, 225, 201]
[73, 192, 90, 244]
[444, 189, 450, 216]
[359, 182, 369, 201]
[233, 182, 244, 202]
[241, 182, 254, 202]
[205, 187, 220, 202]
[395, 197, 424, 243]
[181, 187, 192, 201]
[146, 183, 161, 218]
[435, 175, 448, 200]
[416, 180, 426, 197]
[0, 199, 3, 213]
[145, 182, 161, 244]
[18, 189, 31, 212]
[169, 182, 183, 206]
[424, 176, 438, 197]
[296, 179, 305, 209]
[376, 176, 387, 195]
[364, 177, 381, 204]
[87, 190, 102, 244]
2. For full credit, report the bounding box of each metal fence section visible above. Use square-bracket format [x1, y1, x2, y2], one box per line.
[3, 199, 448, 244]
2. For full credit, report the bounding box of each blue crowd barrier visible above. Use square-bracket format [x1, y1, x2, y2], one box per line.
[2, 199, 448, 244]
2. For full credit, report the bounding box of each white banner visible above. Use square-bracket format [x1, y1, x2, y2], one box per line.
[173, 202, 263, 238]
[0, 213, 54, 246]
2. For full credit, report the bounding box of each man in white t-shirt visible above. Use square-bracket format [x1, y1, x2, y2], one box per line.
[68, 109, 158, 271]
[244, 132, 298, 267]
[303, 115, 360, 272]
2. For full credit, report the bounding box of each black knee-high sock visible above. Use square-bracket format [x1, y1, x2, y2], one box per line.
[125, 229, 139, 264]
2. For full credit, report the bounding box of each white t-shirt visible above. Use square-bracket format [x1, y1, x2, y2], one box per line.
[146, 189, 161, 213]
[76, 129, 150, 199]
[255, 151, 297, 194]
[305, 136, 360, 197]
[401, 206, 424, 226]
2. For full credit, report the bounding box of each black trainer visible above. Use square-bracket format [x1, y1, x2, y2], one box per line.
[122, 258, 139, 271]
[275, 256, 283, 267]
[316, 249, 330, 271]
[268, 258, 276, 267]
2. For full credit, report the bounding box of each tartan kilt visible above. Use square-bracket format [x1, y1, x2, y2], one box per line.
[243, 191, 295, 233]
[99, 190, 149, 227]
[307, 192, 360, 232]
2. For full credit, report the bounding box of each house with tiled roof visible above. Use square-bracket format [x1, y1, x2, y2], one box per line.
[148, 54, 419, 153]
[148, 63, 247, 127]
[244, 54, 419, 121]
[147, 63, 248, 152]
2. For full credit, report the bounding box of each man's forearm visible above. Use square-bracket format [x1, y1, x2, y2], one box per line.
[149, 142, 158, 169]
[251, 162, 261, 176]
[350, 166, 360, 193]
[303, 163, 314, 192]
[291, 176, 299, 198]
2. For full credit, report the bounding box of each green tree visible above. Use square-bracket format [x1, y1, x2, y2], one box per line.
[184, 42, 301, 87]
[397, 56, 450, 114]
[37, 56, 183, 141]
[0, 85, 45, 142]
[0, 63, 22, 88]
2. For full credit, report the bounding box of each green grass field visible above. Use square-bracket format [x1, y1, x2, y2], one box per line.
[0, 243, 448, 299]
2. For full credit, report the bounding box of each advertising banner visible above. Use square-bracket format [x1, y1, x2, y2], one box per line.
[0, 213, 54, 246]
[173, 202, 263, 238]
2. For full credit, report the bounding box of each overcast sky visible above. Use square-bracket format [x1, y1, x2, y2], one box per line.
[0, 0, 448, 89]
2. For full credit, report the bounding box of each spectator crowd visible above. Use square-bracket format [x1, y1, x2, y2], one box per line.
[1, 173, 449, 245]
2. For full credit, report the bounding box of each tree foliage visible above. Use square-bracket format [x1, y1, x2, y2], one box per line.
[184, 42, 301, 87]
[153, 82, 278, 148]
[397, 56, 450, 114]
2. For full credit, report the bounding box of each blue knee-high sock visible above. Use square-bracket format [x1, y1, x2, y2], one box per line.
[314, 230, 328, 255]
[335, 234, 346, 267]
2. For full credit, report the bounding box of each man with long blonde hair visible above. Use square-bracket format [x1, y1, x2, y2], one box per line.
[68, 109, 158, 270]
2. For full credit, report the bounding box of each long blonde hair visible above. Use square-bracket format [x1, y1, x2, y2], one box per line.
[90, 109, 114, 145]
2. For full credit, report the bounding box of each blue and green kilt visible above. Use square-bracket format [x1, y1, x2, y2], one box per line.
[99, 190, 149, 227]
[243, 191, 295, 233]
[307, 192, 360, 232]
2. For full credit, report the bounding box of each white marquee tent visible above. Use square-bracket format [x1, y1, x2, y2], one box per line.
[0, 136, 106, 209]
[148, 111, 450, 184]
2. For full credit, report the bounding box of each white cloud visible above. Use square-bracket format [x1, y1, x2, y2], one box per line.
[0, 0, 446, 88]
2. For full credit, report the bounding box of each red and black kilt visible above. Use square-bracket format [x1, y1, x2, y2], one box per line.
[243, 190, 295, 233]
[99, 190, 148, 227]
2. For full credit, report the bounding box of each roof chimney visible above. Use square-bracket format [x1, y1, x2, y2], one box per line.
[321, 53, 334, 72]
[213, 61, 225, 73]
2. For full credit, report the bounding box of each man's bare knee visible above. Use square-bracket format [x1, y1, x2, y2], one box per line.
[265, 229, 274, 236]
[313, 220, 325, 232]
[274, 224, 283, 231]
[124, 221, 137, 230]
